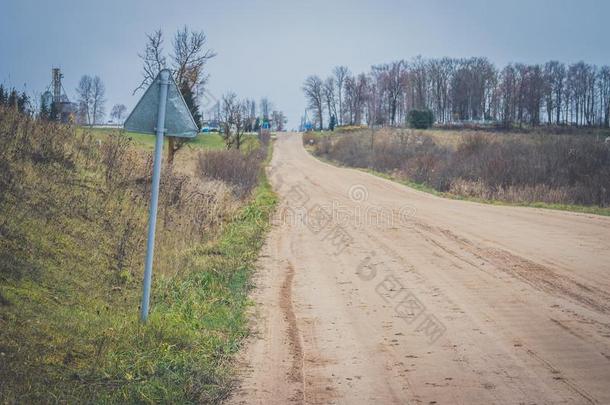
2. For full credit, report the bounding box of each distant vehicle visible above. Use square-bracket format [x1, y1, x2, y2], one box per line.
[201, 120, 220, 133]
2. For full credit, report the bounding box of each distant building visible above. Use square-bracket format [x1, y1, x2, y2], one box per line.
[43, 68, 77, 123]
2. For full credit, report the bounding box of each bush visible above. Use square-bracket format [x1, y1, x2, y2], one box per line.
[197, 148, 265, 198]
[407, 109, 434, 129]
[329, 133, 370, 167]
[302, 131, 319, 146]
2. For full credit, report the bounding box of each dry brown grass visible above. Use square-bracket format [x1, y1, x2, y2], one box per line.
[311, 127, 610, 207]
[196, 146, 267, 198]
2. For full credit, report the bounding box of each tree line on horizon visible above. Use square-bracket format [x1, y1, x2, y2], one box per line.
[303, 57, 610, 130]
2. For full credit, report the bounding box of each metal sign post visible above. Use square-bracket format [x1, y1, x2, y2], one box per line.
[124, 68, 199, 322]
[140, 69, 170, 322]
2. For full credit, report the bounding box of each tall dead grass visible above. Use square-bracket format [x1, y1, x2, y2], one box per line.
[0, 107, 239, 282]
[196, 146, 267, 198]
[312, 128, 610, 207]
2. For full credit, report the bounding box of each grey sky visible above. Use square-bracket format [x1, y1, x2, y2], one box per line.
[1, 0, 608, 128]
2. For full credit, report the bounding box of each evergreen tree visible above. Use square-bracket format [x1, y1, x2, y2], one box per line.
[17, 92, 29, 114]
[39, 95, 50, 120]
[7, 89, 18, 109]
[329, 114, 337, 131]
[0, 86, 31, 114]
[180, 81, 202, 129]
[407, 109, 434, 129]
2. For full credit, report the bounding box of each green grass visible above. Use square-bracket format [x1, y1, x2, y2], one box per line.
[0, 176, 277, 403]
[115, 175, 277, 403]
[188, 132, 226, 149]
[87, 127, 260, 154]
[84, 127, 227, 151]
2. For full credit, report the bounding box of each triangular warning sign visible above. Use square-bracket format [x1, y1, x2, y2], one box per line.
[124, 69, 199, 138]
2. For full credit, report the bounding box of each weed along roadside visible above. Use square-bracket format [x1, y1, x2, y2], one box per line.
[135, 164, 277, 402]
[0, 103, 277, 402]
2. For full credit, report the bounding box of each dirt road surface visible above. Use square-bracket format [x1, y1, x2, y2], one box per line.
[228, 133, 610, 405]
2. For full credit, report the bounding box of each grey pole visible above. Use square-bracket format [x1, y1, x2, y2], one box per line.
[140, 69, 170, 322]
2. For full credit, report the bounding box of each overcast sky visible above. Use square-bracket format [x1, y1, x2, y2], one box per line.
[1, 0, 609, 128]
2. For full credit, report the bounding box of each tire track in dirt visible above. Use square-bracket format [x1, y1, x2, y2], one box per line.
[413, 220, 610, 314]
[523, 346, 598, 404]
[279, 262, 305, 403]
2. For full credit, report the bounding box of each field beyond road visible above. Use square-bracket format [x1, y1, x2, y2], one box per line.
[305, 127, 610, 216]
[229, 132, 610, 404]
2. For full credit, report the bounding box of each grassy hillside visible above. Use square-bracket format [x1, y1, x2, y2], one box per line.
[304, 127, 610, 216]
[0, 108, 276, 403]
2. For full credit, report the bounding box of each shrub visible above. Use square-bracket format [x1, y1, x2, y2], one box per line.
[407, 109, 434, 129]
[302, 131, 319, 146]
[309, 125, 610, 207]
[197, 148, 265, 198]
[330, 133, 370, 167]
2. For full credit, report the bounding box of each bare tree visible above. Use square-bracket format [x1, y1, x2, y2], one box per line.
[134, 30, 166, 94]
[566, 62, 595, 126]
[303, 75, 324, 130]
[343, 75, 356, 124]
[135, 27, 216, 164]
[220, 92, 237, 148]
[220, 92, 247, 149]
[172, 26, 217, 91]
[353, 74, 369, 125]
[498, 64, 516, 126]
[169, 27, 216, 163]
[259, 97, 272, 120]
[366, 81, 379, 128]
[428, 58, 453, 123]
[233, 100, 247, 150]
[110, 103, 127, 124]
[543, 61, 566, 125]
[92, 76, 105, 125]
[599, 66, 610, 128]
[372, 61, 404, 126]
[523, 64, 544, 126]
[323, 77, 337, 125]
[271, 110, 287, 131]
[76, 75, 93, 126]
[243, 99, 256, 132]
[410, 56, 429, 111]
[333, 66, 349, 126]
